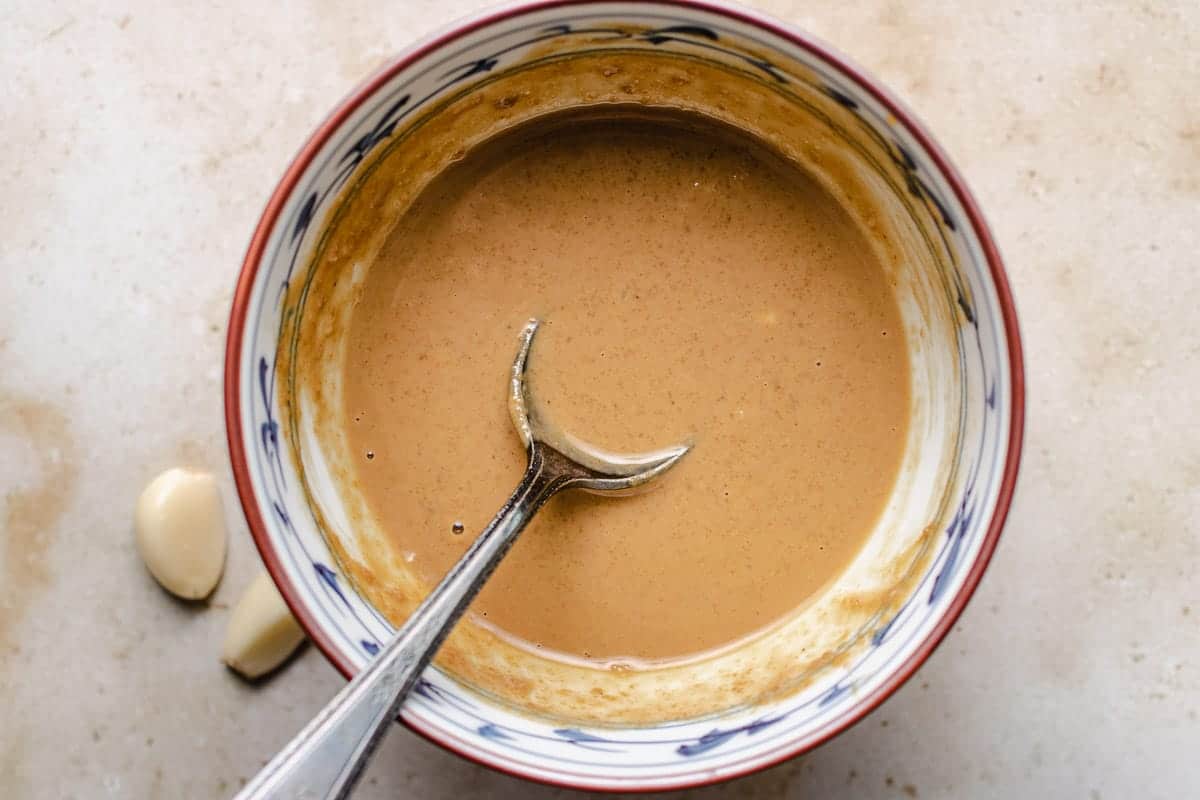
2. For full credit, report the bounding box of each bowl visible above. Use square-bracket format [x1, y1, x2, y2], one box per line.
[224, 0, 1024, 790]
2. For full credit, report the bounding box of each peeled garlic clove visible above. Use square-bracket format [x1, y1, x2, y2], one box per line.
[135, 468, 227, 599]
[222, 571, 305, 679]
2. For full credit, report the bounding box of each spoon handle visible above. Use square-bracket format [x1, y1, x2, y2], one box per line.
[235, 450, 560, 800]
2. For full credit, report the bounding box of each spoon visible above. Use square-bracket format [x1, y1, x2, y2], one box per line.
[236, 319, 690, 799]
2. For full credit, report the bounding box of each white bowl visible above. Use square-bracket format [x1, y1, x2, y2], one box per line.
[224, 0, 1024, 791]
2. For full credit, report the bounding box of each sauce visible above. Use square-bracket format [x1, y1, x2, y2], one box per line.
[343, 111, 909, 664]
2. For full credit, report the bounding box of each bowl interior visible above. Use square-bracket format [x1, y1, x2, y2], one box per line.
[228, 1, 1018, 790]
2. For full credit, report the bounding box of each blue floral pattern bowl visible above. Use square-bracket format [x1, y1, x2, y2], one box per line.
[225, 0, 1024, 790]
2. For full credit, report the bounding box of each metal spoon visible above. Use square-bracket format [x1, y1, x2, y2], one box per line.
[236, 319, 690, 800]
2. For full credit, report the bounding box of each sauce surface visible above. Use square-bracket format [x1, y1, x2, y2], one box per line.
[344, 112, 909, 663]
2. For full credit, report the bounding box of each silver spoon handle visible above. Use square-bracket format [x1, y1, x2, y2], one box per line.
[235, 451, 561, 800]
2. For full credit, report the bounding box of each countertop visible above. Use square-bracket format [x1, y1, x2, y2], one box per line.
[2, 2, 1197, 798]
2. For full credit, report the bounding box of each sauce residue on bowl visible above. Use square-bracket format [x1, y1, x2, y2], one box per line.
[343, 110, 909, 665]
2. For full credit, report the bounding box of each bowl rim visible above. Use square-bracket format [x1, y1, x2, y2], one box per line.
[223, 0, 1026, 791]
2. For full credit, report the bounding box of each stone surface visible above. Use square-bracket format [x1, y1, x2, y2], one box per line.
[1, 1, 1197, 798]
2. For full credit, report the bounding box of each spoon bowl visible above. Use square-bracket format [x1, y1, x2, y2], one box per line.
[510, 319, 692, 492]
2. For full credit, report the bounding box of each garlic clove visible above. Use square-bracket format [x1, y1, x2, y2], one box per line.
[222, 571, 306, 679]
[135, 468, 227, 600]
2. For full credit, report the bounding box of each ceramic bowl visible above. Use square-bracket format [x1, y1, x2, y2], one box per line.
[224, 0, 1024, 790]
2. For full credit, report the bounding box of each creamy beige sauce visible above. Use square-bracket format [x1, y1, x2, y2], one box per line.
[344, 111, 909, 665]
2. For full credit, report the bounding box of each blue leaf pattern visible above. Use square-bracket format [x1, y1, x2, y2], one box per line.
[411, 679, 439, 703]
[554, 728, 612, 744]
[638, 26, 787, 82]
[341, 95, 411, 166]
[292, 192, 318, 242]
[676, 716, 784, 756]
[478, 723, 514, 741]
[677, 729, 739, 757]
[872, 611, 901, 646]
[825, 85, 859, 109]
[931, 486, 978, 603]
[313, 562, 350, 609]
[819, 683, 850, 707]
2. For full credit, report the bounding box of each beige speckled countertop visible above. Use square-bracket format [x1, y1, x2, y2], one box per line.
[2, 2, 1197, 798]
